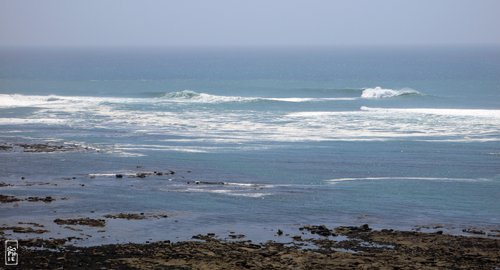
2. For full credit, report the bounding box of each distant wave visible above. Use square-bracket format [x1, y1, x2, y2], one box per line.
[0, 94, 59, 107]
[162, 90, 256, 103]
[1, 88, 426, 108]
[361, 87, 422, 99]
[161, 90, 356, 103]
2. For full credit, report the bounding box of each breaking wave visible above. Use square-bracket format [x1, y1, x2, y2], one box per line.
[361, 87, 422, 99]
[161, 90, 356, 103]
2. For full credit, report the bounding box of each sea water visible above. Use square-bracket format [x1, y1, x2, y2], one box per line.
[0, 47, 499, 243]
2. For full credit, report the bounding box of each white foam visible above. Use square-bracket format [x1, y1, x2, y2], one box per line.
[361, 87, 421, 99]
[266, 97, 356, 102]
[0, 118, 67, 125]
[325, 177, 490, 183]
[286, 111, 349, 117]
[360, 106, 500, 118]
[183, 188, 271, 198]
[161, 90, 356, 103]
[2, 93, 499, 148]
[223, 182, 274, 188]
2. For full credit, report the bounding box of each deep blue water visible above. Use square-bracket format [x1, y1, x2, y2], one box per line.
[0, 47, 499, 244]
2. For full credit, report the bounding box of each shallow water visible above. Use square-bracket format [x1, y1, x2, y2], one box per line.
[1, 47, 499, 244]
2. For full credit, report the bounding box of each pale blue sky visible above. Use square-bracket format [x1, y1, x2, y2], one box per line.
[1, 0, 499, 47]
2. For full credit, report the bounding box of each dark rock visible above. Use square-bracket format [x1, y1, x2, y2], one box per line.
[228, 234, 245, 239]
[0, 194, 21, 203]
[189, 180, 225, 185]
[360, 224, 371, 231]
[136, 172, 153, 178]
[277, 229, 283, 236]
[300, 225, 335, 237]
[0, 226, 48, 234]
[54, 218, 106, 227]
[292, 235, 302, 241]
[115, 174, 123, 178]
[462, 228, 486, 235]
[104, 213, 145, 220]
[0, 145, 13, 151]
[26, 196, 55, 203]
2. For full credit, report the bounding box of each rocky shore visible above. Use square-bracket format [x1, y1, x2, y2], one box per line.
[1, 142, 499, 269]
[0, 142, 95, 153]
[2, 225, 498, 269]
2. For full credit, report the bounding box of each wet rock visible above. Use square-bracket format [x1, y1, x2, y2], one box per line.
[115, 174, 123, 178]
[462, 228, 486, 235]
[136, 172, 153, 178]
[54, 218, 106, 227]
[26, 196, 55, 203]
[228, 234, 245, 239]
[18, 222, 44, 228]
[0, 194, 21, 203]
[0, 226, 48, 234]
[300, 225, 335, 237]
[188, 180, 225, 185]
[104, 213, 145, 220]
[292, 235, 302, 241]
[15, 143, 87, 153]
[0, 145, 13, 151]
[103, 212, 168, 220]
[64, 226, 83, 232]
[335, 224, 372, 235]
[360, 224, 371, 231]
[9, 228, 500, 269]
[277, 229, 283, 236]
[192, 234, 218, 241]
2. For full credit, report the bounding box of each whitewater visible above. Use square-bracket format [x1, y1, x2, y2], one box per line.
[1, 48, 499, 244]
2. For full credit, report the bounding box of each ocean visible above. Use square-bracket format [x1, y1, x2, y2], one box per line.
[1, 47, 499, 244]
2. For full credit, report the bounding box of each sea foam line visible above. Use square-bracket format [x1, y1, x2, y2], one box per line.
[360, 107, 500, 118]
[325, 177, 491, 183]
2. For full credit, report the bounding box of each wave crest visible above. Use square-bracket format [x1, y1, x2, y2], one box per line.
[161, 90, 356, 103]
[361, 87, 421, 99]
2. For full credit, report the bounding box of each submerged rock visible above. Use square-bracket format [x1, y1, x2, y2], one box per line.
[462, 228, 486, 235]
[54, 218, 106, 227]
[0, 194, 21, 203]
[26, 196, 55, 203]
[300, 225, 335, 237]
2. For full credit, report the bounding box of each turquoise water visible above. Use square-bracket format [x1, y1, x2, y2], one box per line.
[0, 47, 499, 243]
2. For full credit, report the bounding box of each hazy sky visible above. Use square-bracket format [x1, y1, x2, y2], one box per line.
[1, 0, 499, 47]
